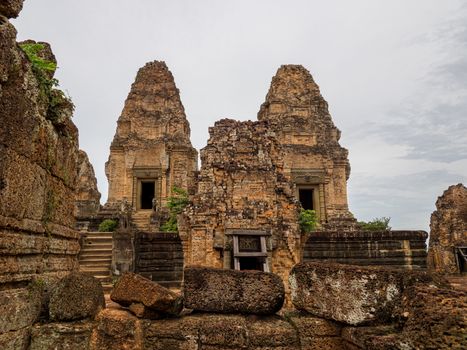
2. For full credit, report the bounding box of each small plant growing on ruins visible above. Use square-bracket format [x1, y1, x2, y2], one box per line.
[98, 219, 118, 232]
[19, 42, 74, 124]
[160, 186, 189, 232]
[358, 217, 391, 231]
[299, 209, 318, 233]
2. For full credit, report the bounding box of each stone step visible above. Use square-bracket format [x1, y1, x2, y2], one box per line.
[84, 231, 113, 236]
[80, 249, 112, 257]
[80, 258, 112, 266]
[82, 242, 113, 249]
[80, 267, 112, 276]
[83, 236, 113, 242]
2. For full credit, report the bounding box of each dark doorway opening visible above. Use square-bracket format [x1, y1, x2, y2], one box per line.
[141, 181, 155, 209]
[239, 257, 264, 271]
[299, 189, 314, 210]
[456, 247, 467, 273]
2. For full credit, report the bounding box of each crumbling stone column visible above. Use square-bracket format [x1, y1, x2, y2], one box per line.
[427, 184, 467, 274]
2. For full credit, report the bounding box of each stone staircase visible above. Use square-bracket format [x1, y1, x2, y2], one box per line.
[79, 231, 113, 292]
[132, 210, 152, 231]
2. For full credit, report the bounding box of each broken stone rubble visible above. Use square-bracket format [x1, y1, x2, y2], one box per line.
[110, 272, 183, 317]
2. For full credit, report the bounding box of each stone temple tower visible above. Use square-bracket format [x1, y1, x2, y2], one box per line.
[258, 65, 355, 229]
[105, 61, 198, 230]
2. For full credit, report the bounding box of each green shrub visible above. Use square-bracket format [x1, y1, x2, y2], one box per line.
[160, 187, 189, 232]
[357, 217, 391, 231]
[299, 209, 318, 233]
[98, 219, 118, 232]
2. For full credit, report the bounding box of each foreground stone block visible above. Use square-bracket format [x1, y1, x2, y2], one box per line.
[246, 315, 299, 349]
[111, 272, 183, 316]
[397, 285, 467, 349]
[91, 309, 142, 350]
[30, 321, 94, 350]
[144, 313, 319, 349]
[0, 327, 30, 350]
[341, 325, 403, 350]
[0, 287, 41, 333]
[286, 312, 342, 350]
[183, 266, 285, 314]
[289, 262, 444, 325]
[49, 273, 105, 321]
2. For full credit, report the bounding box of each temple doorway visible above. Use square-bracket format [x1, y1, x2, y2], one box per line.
[140, 181, 155, 209]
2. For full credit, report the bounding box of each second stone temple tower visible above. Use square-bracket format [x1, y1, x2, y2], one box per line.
[105, 61, 198, 229]
[258, 65, 354, 228]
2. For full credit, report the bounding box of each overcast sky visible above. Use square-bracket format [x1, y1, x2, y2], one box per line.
[13, 0, 467, 231]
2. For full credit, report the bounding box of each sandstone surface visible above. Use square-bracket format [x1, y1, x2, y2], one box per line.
[0, 0, 23, 18]
[290, 261, 446, 325]
[258, 64, 355, 229]
[75, 149, 101, 219]
[179, 119, 301, 301]
[104, 60, 197, 231]
[30, 321, 95, 350]
[183, 266, 285, 314]
[49, 273, 105, 321]
[90, 309, 141, 350]
[427, 183, 467, 273]
[0, 5, 80, 346]
[110, 272, 183, 316]
[396, 284, 466, 349]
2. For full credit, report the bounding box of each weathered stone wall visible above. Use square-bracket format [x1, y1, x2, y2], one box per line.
[180, 119, 302, 297]
[75, 149, 101, 221]
[258, 65, 355, 228]
[0, 2, 80, 347]
[427, 183, 467, 273]
[105, 61, 197, 215]
[134, 231, 183, 288]
[26, 264, 465, 349]
[304, 230, 428, 269]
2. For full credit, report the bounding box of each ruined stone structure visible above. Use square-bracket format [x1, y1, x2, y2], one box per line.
[75, 150, 101, 223]
[428, 184, 467, 274]
[104, 61, 197, 230]
[258, 65, 355, 228]
[22, 264, 467, 350]
[1, 3, 465, 349]
[180, 119, 302, 293]
[179, 64, 428, 298]
[0, 1, 81, 346]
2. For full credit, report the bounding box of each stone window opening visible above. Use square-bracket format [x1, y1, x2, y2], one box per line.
[232, 233, 269, 272]
[140, 181, 155, 210]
